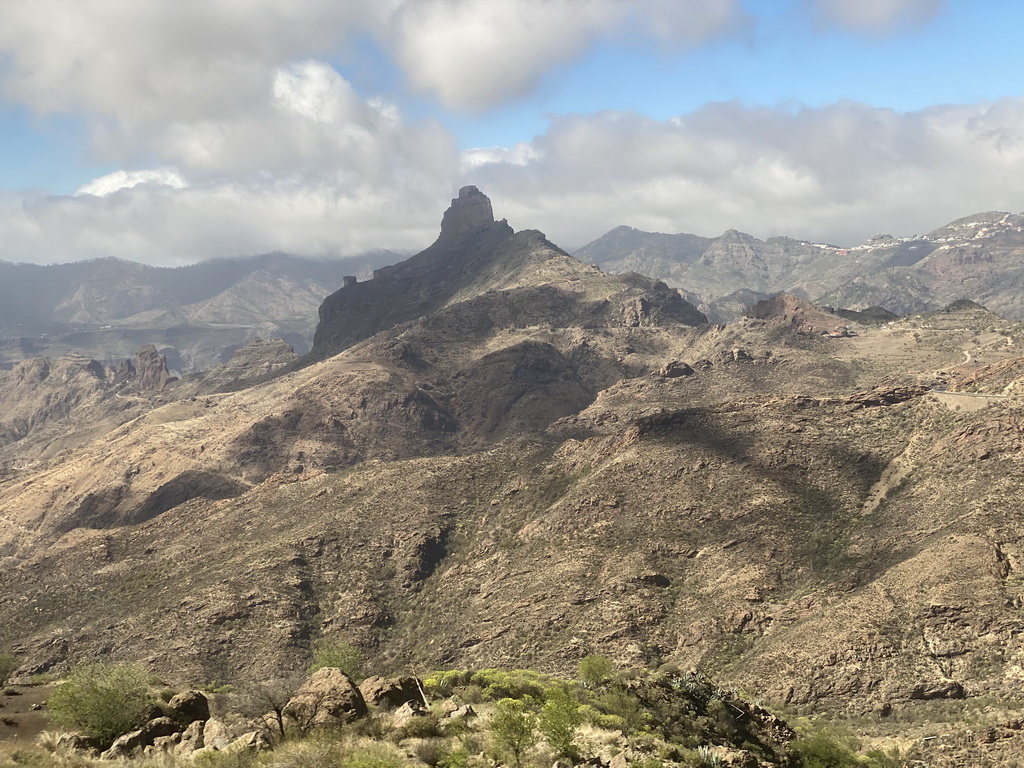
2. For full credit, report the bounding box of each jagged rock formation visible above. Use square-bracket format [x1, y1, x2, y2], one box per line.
[313, 186, 705, 358]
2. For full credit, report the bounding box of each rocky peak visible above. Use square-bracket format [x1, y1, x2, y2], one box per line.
[439, 186, 496, 240]
[134, 345, 177, 391]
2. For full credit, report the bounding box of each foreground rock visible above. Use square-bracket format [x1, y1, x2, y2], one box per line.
[284, 668, 367, 728]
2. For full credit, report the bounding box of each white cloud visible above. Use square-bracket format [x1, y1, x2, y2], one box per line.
[75, 168, 187, 197]
[390, 0, 749, 110]
[806, 0, 945, 34]
[467, 99, 1024, 249]
[4, 98, 1024, 266]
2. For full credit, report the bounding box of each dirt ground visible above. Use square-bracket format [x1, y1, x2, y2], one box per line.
[0, 685, 52, 744]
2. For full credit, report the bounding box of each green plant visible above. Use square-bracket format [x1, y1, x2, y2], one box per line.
[342, 742, 406, 768]
[538, 687, 582, 760]
[578, 655, 615, 689]
[489, 698, 538, 768]
[0, 654, 17, 687]
[789, 730, 863, 768]
[593, 688, 650, 736]
[48, 662, 156, 747]
[309, 639, 363, 680]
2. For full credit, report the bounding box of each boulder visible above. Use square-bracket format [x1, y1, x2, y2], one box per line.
[392, 700, 426, 727]
[284, 668, 367, 729]
[174, 719, 206, 755]
[224, 731, 271, 753]
[54, 733, 101, 755]
[167, 690, 210, 723]
[100, 716, 180, 759]
[358, 676, 424, 710]
[659, 361, 694, 378]
[201, 717, 244, 751]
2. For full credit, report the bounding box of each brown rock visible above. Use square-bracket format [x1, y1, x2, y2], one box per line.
[358, 676, 424, 710]
[167, 690, 210, 723]
[659, 361, 694, 378]
[284, 668, 367, 729]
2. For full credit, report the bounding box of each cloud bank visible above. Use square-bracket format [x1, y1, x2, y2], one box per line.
[1, 0, 1019, 266]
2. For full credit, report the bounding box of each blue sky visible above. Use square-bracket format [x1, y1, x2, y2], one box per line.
[0, 0, 1022, 264]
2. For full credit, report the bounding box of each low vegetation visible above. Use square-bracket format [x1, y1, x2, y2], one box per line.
[1, 656, 913, 768]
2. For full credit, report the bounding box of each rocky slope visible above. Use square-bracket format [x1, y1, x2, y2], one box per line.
[2, 189, 1024, 765]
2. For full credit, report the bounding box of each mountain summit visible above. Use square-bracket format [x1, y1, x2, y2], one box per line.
[312, 187, 704, 357]
[438, 185, 497, 240]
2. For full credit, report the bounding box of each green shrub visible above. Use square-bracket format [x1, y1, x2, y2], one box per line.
[48, 662, 156, 747]
[593, 688, 650, 736]
[489, 698, 538, 768]
[423, 670, 473, 698]
[0, 654, 17, 687]
[539, 687, 582, 760]
[469, 669, 551, 701]
[578, 656, 615, 689]
[789, 730, 863, 768]
[309, 640, 363, 680]
[342, 742, 406, 768]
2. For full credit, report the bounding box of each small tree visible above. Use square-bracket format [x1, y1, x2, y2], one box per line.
[230, 675, 305, 742]
[490, 698, 538, 768]
[309, 639, 362, 680]
[577, 655, 615, 689]
[0, 654, 17, 687]
[539, 687, 582, 760]
[48, 662, 155, 747]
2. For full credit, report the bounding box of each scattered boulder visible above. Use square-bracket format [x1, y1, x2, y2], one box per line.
[167, 690, 210, 724]
[55, 733, 101, 755]
[224, 731, 271, 753]
[174, 719, 205, 755]
[392, 699, 426, 727]
[659, 360, 694, 378]
[358, 676, 424, 710]
[284, 668, 367, 729]
[101, 716, 181, 759]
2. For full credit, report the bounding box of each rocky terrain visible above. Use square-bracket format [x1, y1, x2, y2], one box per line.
[2, 188, 1024, 764]
[0, 251, 395, 374]
[578, 210, 1024, 324]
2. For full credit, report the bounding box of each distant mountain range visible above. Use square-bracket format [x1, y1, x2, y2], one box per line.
[0, 251, 397, 373]
[575, 210, 1024, 323]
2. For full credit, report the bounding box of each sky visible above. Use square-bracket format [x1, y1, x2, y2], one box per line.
[1, 0, 1023, 266]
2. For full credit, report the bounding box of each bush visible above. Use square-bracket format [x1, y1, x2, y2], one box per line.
[309, 640, 363, 680]
[790, 730, 863, 768]
[48, 662, 156, 747]
[577, 656, 615, 689]
[539, 687, 582, 760]
[489, 698, 538, 768]
[0, 654, 17, 687]
[469, 669, 551, 701]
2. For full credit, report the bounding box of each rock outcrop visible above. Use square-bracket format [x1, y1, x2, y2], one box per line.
[439, 185, 495, 240]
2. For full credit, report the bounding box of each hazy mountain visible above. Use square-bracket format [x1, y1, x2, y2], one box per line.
[0, 250, 397, 373]
[576, 212, 1024, 323]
